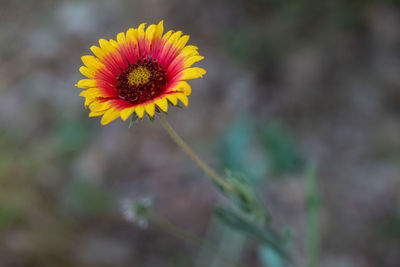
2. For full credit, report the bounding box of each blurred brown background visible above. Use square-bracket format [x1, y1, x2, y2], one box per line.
[1, 0, 400, 266]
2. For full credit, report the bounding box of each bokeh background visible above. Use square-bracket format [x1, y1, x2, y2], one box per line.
[1, 0, 400, 266]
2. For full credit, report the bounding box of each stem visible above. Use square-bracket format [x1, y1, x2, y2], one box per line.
[149, 212, 248, 267]
[305, 162, 320, 267]
[157, 113, 238, 195]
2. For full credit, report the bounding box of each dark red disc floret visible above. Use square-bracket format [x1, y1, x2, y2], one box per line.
[116, 58, 168, 104]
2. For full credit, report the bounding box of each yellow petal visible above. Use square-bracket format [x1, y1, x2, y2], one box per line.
[126, 28, 137, 42]
[75, 79, 97, 88]
[175, 93, 189, 107]
[177, 81, 191, 96]
[155, 97, 168, 112]
[182, 45, 198, 51]
[117, 32, 126, 45]
[81, 55, 104, 71]
[135, 105, 145, 118]
[165, 31, 182, 47]
[109, 39, 119, 48]
[120, 107, 136, 121]
[79, 66, 95, 78]
[84, 97, 96, 108]
[89, 101, 110, 112]
[162, 30, 174, 41]
[166, 94, 178, 105]
[184, 56, 204, 68]
[175, 35, 189, 50]
[144, 102, 155, 117]
[101, 108, 120, 125]
[90, 45, 105, 59]
[145, 24, 156, 42]
[137, 23, 147, 40]
[180, 67, 206, 80]
[179, 45, 199, 58]
[154, 21, 164, 39]
[99, 39, 116, 54]
[89, 110, 104, 117]
[79, 88, 100, 97]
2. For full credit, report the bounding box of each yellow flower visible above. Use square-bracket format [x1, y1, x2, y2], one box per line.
[75, 21, 206, 125]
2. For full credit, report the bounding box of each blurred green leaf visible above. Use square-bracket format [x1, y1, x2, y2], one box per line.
[62, 179, 112, 217]
[219, 117, 268, 182]
[260, 121, 303, 175]
[220, 118, 254, 171]
[0, 204, 19, 230]
[259, 245, 285, 267]
[129, 113, 139, 128]
[214, 207, 287, 259]
[379, 213, 400, 239]
[54, 119, 92, 154]
[280, 226, 292, 243]
[175, 104, 183, 109]
[224, 170, 269, 222]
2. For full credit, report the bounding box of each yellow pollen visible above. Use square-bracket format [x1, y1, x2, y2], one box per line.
[127, 66, 151, 86]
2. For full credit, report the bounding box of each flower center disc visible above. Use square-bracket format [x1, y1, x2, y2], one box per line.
[116, 58, 168, 105]
[127, 66, 151, 86]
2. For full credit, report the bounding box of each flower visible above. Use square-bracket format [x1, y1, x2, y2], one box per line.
[75, 21, 206, 125]
[121, 197, 152, 229]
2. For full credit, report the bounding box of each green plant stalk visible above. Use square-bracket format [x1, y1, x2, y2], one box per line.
[305, 162, 320, 267]
[149, 211, 248, 267]
[211, 225, 246, 267]
[157, 113, 238, 195]
[149, 211, 212, 249]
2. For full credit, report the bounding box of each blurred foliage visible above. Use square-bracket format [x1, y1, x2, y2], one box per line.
[215, 117, 305, 265]
[220, 117, 303, 180]
[0, 203, 20, 231]
[128, 113, 139, 128]
[214, 171, 292, 264]
[219, 117, 267, 182]
[224, 171, 269, 221]
[304, 163, 320, 267]
[62, 179, 112, 217]
[217, 118, 320, 266]
[259, 245, 285, 267]
[260, 121, 303, 176]
[219, 118, 255, 173]
[211, 163, 320, 267]
[379, 213, 400, 239]
[53, 118, 93, 156]
[215, 206, 288, 258]
[224, 0, 400, 79]
[0, 133, 31, 232]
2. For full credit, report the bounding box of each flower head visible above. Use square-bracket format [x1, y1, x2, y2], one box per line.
[76, 21, 205, 125]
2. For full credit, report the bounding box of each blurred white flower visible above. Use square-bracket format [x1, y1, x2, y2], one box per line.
[121, 197, 152, 229]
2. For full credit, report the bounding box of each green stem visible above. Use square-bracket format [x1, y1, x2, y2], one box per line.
[150, 212, 214, 251]
[305, 162, 320, 267]
[157, 113, 238, 195]
[149, 212, 248, 267]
